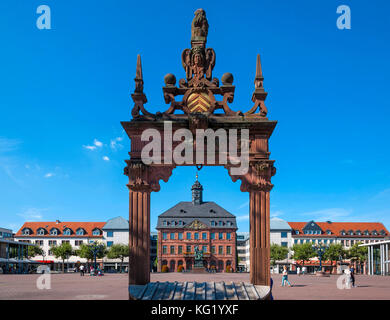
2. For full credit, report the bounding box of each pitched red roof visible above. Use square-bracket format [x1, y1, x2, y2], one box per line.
[288, 221, 389, 237]
[15, 221, 105, 238]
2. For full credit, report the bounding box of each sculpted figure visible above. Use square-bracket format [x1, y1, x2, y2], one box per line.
[191, 9, 208, 41]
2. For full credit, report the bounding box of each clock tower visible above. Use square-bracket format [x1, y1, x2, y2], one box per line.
[191, 172, 203, 205]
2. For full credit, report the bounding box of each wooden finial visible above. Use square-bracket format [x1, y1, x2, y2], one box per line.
[134, 54, 144, 93]
[254, 54, 264, 89]
[136, 54, 143, 80]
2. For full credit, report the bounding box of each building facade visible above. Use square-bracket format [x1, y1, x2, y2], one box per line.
[156, 176, 238, 272]
[238, 218, 293, 272]
[0, 227, 13, 240]
[360, 240, 390, 276]
[236, 232, 249, 272]
[288, 221, 389, 274]
[14, 218, 157, 272]
[101, 216, 129, 272]
[289, 221, 389, 248]
[14, 220, 105, 270]
[0, 238, 36, 274]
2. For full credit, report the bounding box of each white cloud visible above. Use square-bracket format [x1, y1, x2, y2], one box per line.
[371, 188, 390, 201]
[102, 156, 110, 161]
[17, 208, 47, 221]
[94, 139, 103, 147]
[110, 137, 124, 151]
[44, 172, 54, 178]
[271, 210, 284, 218]
[237, 215, 249, 221]
[0, 137, 21, 153]
[83, 138, 103, 151]
[300, 208, 353, 221]
[238, 201, 249, 209]
[83, 145, 97, 150]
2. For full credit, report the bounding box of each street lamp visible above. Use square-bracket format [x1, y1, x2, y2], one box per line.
[90, 242, 104, 275]
[312, 243, 328, 275]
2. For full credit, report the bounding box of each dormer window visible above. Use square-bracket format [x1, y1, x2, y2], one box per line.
[295, 230, 299, 235]
[380, 230, 386, 236]
[218, 221, 223, 227]
[327, 230, 332, 235]
[372, 230, 378, 235]
[37, 228, 46, 236]
[50, 228, 59, 236]
[364, 230, 370, 236]
[356, 230, 361, 236]
[163, 221, 167, 226]
[63, 228, 72, 236]
[348, 230, 354, 236]
[76, 228, 85, 236]
[211, 221, 215, 227]
[340, 230, 346, 236]
[92, 228, 101, 236]
[22, 228, 31, 236]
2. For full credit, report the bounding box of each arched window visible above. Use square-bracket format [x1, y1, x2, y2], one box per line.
[37, 228, 46, 236]
[50, 228, 59, 236]
[76, 228, 85, 236]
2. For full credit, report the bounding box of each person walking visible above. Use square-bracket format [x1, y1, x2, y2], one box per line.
[303, 266, 307, 275]
[297, 266, 301, 276]
[350, 265, 356, 287]
[281, 266, 292, 287]
[80, 264, 85, 276]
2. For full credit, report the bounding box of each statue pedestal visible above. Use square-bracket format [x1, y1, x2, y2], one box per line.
[191, 267, 208, 274]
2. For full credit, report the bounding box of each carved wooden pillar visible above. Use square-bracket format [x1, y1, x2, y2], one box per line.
[124, 162, 175, 287]
[125, 162, 152, 286]
[249, 187, 271, 286]
[128, 187, 151, 285]
[228, 161, 275, 286]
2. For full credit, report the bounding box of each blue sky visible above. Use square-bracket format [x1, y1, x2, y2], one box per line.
[0, 0, 389, 233]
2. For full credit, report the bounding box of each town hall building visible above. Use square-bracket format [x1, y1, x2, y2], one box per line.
[156, 174, 237, 272]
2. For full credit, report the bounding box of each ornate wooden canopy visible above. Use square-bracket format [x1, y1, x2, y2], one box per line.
[122, 9, 277, 291]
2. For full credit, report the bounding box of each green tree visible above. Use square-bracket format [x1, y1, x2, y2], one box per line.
[75, 242, 107, 269]
[27, 245, 44, 259]
[291, 243, 316, 266]
[107, 244, 129, 272]
[270, 244, 289, 266]
[347, 242, 368, 266]
[323, 243, 346, 274]
[51, 242, 74, 273]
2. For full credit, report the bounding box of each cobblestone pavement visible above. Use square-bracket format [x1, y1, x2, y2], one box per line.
[0, 273, 389, 300]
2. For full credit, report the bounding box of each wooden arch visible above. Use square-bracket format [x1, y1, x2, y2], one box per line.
[121, 9, 277, 288]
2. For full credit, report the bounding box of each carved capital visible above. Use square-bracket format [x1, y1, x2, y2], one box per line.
[124, 161, 175, 192]
[226, 161, 275, 192]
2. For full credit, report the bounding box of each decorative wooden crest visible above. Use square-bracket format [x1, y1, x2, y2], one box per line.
[185, 219, 208, 230]
[129, 9, 269, 119]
